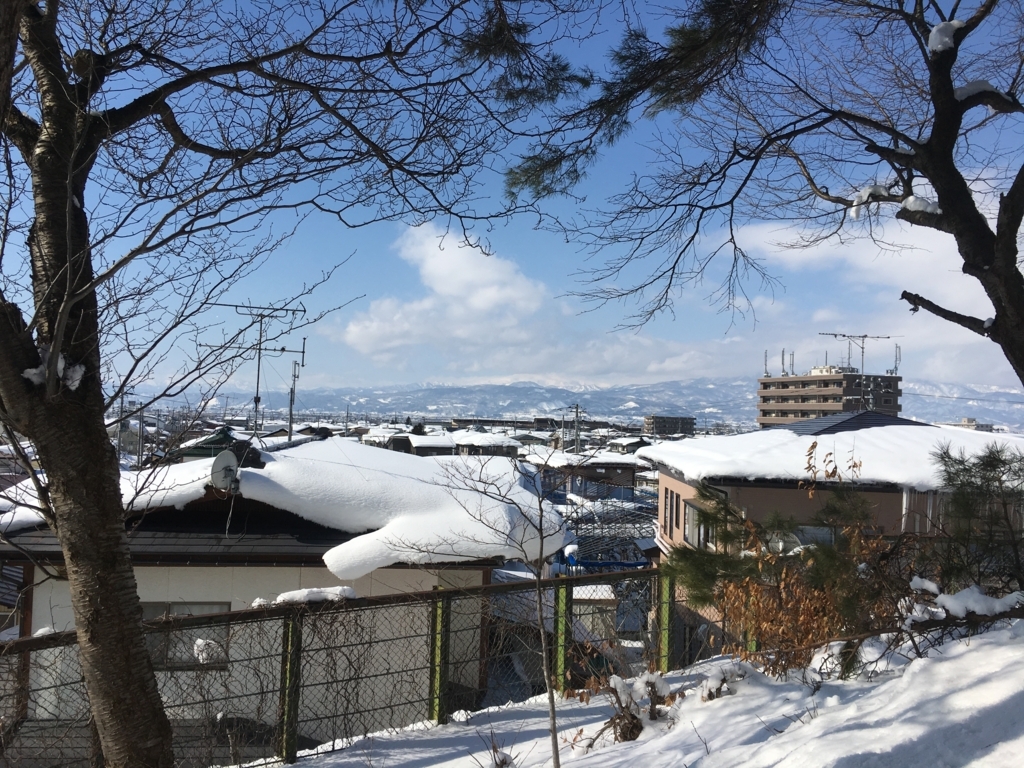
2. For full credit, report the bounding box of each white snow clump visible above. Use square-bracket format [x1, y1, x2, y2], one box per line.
[849, 185, 888, 220]
[193, 638, 224, 664]
[21, 345, 86, 390]
[250, 597, 270, 608]
[33, 626, 55, 637]
[936, 585, 1023, 618]
[954, 80, 1003, 101]
[928, 20, 964, 53]
[272, 586, 356, 605]
[632, 671, 671, 702]
[902, 195, 941, 215]
[910, 575, 940, 595]
[984, 317, 995, 329]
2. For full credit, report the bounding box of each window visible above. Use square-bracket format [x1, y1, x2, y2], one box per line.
[142, 602, 230, 669]
[663, 488, 669, 531]
[882, 398, 893, 405]
[674, 492, 681, 531]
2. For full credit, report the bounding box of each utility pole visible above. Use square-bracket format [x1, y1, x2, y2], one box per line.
[117, 392, 125, 460]
[574, 404, 582, 454]
[137, 403, 145, 469]
[205, 304, 307, 439]
[287, 359, 300, 441]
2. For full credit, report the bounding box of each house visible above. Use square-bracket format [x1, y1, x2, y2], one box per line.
[636, 411, 1024, 555]
[523, 448, 647, 503]
[605, 436, 653, 454]
[0, 437, 565, 638]
[449, 430, 521, 458]
[385, 432, 457, 456]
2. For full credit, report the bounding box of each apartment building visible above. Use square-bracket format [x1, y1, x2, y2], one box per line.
[756, 365, 901, 429]
[643, 415, 696, 436]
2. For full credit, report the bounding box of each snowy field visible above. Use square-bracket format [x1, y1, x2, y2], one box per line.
[249, 622, 1024, 768]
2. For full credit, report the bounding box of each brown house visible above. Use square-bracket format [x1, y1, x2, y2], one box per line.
[637, 412, 1019, 555]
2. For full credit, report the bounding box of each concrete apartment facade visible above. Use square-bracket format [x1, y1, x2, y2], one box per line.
[756, 365, 902, 429]
[643, 415, 696, 436]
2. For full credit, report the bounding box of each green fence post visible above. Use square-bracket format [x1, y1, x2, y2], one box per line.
[278, 613, 303, 763]
[428, 586, 451, 724]
[657, 571, 674, 674]
[553, 575, 573, 692]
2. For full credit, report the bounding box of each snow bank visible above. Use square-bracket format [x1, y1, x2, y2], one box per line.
[636, 423, 1024, 490]
[293, 626, 1024, 768]
[929, 20, 964, 53]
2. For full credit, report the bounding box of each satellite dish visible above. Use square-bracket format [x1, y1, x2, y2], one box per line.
[211, 450, 239, 491]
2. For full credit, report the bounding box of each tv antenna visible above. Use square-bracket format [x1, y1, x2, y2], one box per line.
[205, 302, 307, 436]
[819, 333, 893, 410]
[887, 344, 901, 376]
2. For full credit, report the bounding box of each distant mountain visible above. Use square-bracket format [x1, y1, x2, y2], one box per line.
[206, 378, 1024, 431]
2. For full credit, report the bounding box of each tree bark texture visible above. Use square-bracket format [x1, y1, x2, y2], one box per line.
[0, 6, 176, 766]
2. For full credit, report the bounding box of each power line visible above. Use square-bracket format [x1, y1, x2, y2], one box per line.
[902, 392, 1024, 406]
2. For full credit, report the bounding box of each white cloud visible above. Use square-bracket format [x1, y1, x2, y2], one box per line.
[318, 219, 1019, 389]
[339, 224, 544, 360]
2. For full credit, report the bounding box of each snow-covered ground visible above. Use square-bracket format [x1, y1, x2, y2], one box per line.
[258, 622, 1024, 768]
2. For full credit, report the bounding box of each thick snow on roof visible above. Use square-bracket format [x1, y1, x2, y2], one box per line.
[449, 430, 521, 447]
[395, 433, 455, 449]
[636, 423, 1024, 490]
[1, 438, 564, 580]
[523, 447, 645, 469]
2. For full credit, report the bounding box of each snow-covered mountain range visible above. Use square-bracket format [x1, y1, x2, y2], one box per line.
[216, 378, 1024, 431]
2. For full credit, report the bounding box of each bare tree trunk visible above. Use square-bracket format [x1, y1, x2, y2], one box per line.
[0, 11, 176, 759]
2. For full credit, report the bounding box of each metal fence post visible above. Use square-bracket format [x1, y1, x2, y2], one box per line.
[278, 612, 303, 763]
[657, 571, 674, 674]
[553, 575, 573, 692]
[428, 586, 451, 724]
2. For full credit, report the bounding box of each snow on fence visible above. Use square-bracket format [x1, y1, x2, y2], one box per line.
[0, 569, 719, 767]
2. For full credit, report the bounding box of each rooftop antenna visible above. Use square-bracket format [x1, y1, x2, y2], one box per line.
[781, 348, 787, 376]
[887, 344, 902, 376]
[819, 332, 894, 410]
[764, 350, 770, 377]
[205, 302, 307, 441]
[789, 351, 795, 376]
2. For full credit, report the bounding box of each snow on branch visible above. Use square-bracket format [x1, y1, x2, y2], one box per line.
[928, 21, 964, 53]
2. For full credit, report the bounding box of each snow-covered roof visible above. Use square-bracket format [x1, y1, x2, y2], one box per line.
[0, 438, 564, 580]
[636, 423, 1024, 491]
[607, 436, 649, 446]
[394, 433, 456, 449]
[449, 430, 522, 448]
[523, 448, 645, 469]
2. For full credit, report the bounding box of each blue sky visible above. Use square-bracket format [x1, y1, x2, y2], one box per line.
[202, 8, 1022, 396]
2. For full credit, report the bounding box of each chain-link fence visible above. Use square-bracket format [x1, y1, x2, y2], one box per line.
[0, 569, 719, 766]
